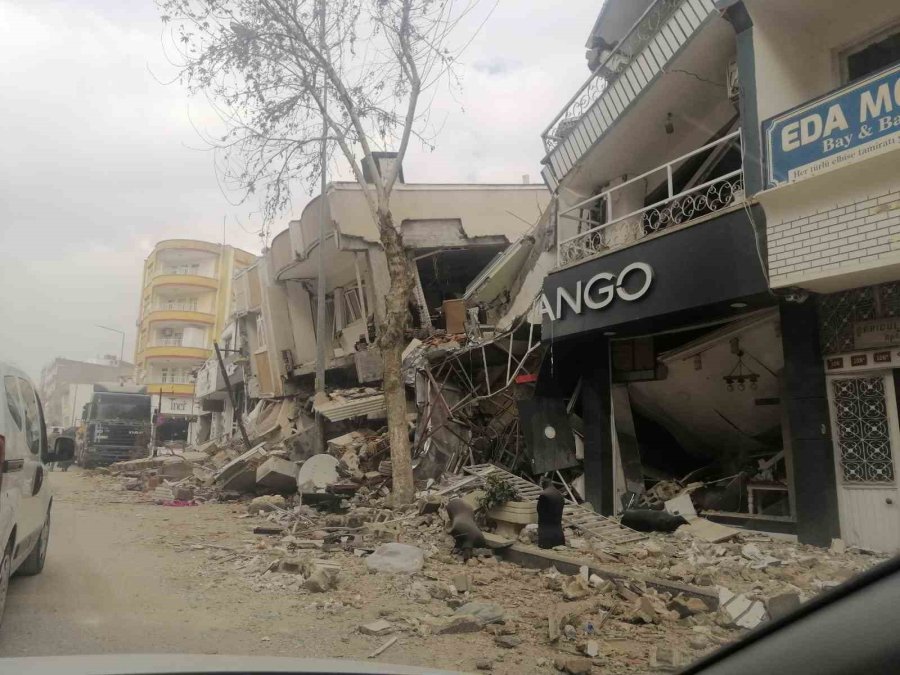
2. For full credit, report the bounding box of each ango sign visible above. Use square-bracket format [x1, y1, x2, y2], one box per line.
[762, 63, 900, 188]
[540, 262, 653, 322]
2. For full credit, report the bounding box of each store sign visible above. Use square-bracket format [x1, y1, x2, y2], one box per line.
[853, 318, 900, 350]
[762, 63, 900, 188]
[158, 396, 196, 416]
[539, 262, 653, 322]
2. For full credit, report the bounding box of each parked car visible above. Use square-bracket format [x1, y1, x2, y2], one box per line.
[0, 362, 74, 626]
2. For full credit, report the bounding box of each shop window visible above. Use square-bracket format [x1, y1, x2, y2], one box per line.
[832, 377, 894, 482]
[612, 337, 657, 382]
[843, 26, 900, 83]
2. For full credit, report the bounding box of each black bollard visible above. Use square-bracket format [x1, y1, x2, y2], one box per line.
[537, 482, 565, 549]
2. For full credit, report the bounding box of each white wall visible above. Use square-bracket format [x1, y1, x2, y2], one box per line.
[749, 0, 900, 122]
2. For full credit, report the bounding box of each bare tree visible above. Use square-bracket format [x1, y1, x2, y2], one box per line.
[158, 0, 491, 504]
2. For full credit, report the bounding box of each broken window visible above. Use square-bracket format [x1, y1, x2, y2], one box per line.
[611, 337, 657, 382]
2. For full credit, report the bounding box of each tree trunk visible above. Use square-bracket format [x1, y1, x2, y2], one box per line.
[376, 209, 415, 504]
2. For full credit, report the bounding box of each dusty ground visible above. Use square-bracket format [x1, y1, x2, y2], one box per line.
[0, 469, 885, 673]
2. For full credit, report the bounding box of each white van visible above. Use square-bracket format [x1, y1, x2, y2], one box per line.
[0, 362, 73, 625]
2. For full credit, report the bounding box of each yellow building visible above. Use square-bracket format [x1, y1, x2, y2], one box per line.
[134, 240, 256, 416]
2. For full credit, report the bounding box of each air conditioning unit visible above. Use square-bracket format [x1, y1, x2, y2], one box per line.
[162, 328, 174, 337]
[726, 60, 740, 102]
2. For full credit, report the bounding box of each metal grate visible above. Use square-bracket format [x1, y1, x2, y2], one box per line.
[464, 464, 646, 545]
[817, 286, 876, 355]
[831, 377, 894, 483]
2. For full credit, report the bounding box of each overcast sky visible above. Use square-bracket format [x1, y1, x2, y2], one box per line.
[0, 0, 601, 381]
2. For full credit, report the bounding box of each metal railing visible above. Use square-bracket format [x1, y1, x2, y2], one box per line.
[152, 303, 200, 313]
[541, 0, 683, 153]
[557, 130, 744, 267]
[155, 337, 184, 347]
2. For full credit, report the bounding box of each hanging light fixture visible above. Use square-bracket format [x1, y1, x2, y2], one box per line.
[723, 339, 760, 392]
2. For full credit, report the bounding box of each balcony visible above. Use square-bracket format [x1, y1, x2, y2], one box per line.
[541, 0, 716, 189]
[139, 346, 210, 361]
[143, 309, 216, 325]
[149, 273, 218, 290]
[557, 131, 744, 267]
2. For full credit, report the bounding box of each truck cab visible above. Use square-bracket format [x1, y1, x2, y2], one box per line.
[76, 384, 151, 468]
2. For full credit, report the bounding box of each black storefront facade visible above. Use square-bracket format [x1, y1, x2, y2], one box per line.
[539, 205, 840, 546]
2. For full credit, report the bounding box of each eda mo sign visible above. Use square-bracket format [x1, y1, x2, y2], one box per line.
[762, 62, 900, 188]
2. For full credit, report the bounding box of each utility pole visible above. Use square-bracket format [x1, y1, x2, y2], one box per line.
[313, 0, 329, 454]
[214, 341, 252, 451]
[96, 324, 125, 364]
[314, 0, 329, 395]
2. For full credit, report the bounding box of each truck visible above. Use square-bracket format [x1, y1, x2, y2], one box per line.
[76, 384, 152, 467]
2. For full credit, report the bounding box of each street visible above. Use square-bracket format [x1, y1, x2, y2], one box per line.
[0, 470, 538, 672]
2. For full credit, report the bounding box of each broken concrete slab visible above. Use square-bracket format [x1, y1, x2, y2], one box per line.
[765, 591, 800, 621]
[649, 645, 686, 671]
[359, 619, 395, 636]
[248, 494, 286, 514]
[454, 601, 505, 626]
[718, 587, 767, 629]
[436, 615, 482, 635]
[365, 543, 424, 574]
[302, 560, 341, 592]
[296, 454, 340, 493]
[255, 456, 299, 492]
[213, 443, 269, 491]
[678, 517, 740, 543]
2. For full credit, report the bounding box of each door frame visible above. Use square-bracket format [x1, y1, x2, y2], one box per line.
[825, 366, 900, 550]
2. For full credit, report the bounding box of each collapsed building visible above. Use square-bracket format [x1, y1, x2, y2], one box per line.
[191, 0, 900, 557]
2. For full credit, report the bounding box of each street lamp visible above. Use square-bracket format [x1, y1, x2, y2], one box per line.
[96, 325, 125, 364]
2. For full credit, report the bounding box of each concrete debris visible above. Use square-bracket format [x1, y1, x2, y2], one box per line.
[475, 658, 493, 671]
[562, 575, 592, 601]
[365, 543, 425, 575]
[255, 456, 299, 492]
[765, 591, 800, 621]
[649, 645, 687, 671]
[248, 494, 286, 514]
[302, 560, 341, 592]
[454, 601, 506, 626]
[359, 619, 395, 636]
[556, 656, 593, 675]
[436, 614, 483, 634]
[718, 587, 767, 629]
[494, 634, 521, 649]
[103, 426, 886, 675]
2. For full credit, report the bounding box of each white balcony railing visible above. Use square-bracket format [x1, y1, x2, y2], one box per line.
[155, 337, 184, 347]
[152, 303, 201, 313]
[557, 130, 744, 267]
[540, 0, 716, 189]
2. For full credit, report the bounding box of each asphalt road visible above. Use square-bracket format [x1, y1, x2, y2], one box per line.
[0, 470, 264, 657]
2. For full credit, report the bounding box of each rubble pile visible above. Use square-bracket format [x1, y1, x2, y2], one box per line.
[103, 448, 887, 673]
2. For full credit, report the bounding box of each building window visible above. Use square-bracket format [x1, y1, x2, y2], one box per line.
[157, 328, 184, 346]
[842, 26, 900, 83]
[343, 285, 365, 324]
[832, 377, 894, 483]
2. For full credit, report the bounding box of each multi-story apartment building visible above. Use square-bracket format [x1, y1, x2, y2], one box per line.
[39, 356, 134, 428]
[479, 0, 899, 552]
[737, 0, 900, 551]
[193, 159, 549, 441]
[134, 240, 256, 428]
